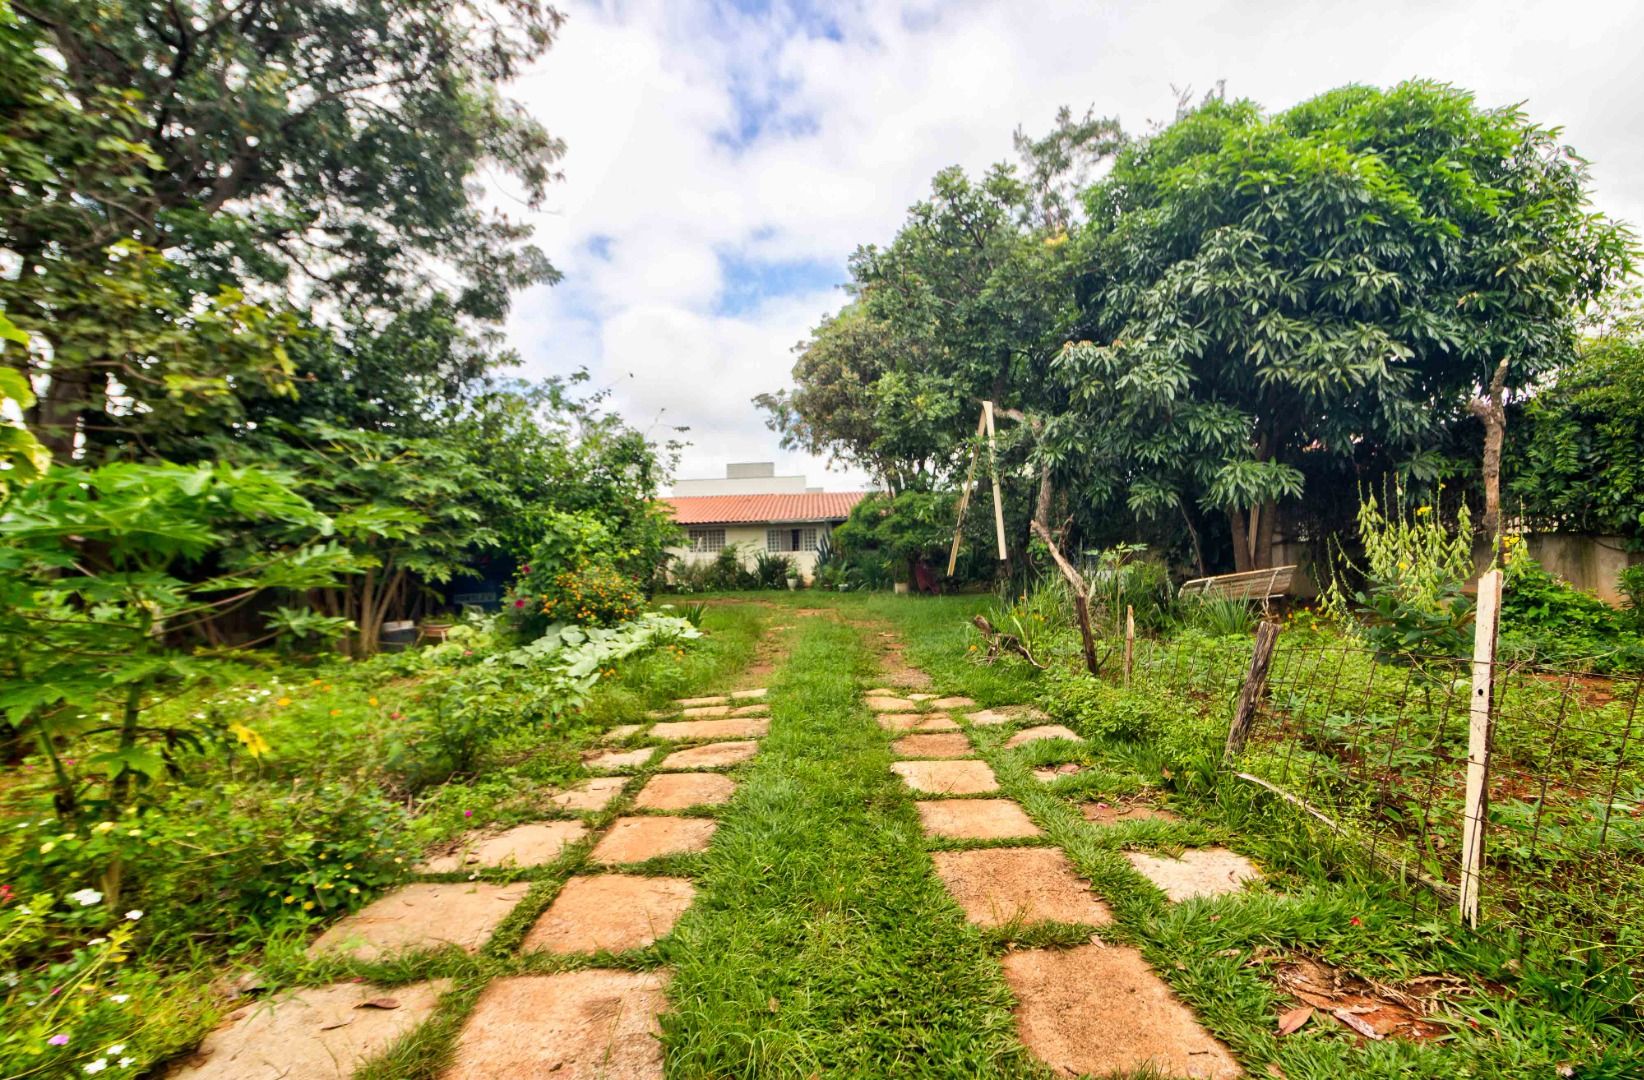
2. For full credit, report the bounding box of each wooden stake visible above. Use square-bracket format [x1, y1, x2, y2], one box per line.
[1123, 605, 1135, 686]
[983, 401, 1008, 561]
[1458, 568, 1502, 928]
[945, 409, 988, 576]
[1224, 620, 1280, 761]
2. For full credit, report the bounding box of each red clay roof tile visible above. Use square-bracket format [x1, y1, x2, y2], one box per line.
[662, 492, 868, 525]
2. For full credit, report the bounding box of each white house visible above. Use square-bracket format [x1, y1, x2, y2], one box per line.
[663, 463, 866, 581]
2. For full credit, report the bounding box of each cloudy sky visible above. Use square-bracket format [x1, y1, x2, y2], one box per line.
[495, 0, 1644, 493]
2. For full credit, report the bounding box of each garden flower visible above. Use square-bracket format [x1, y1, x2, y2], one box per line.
[84, 1060, 107, 1073]
[368, 697, 379, 706]
[276, 697, 292, 707]
[48, 1034, 69, 1046]
[125, 910, 142, 921]
[109, 995, 128, 1004]
[70, 888, 103, 906]
[107, 1044, 124, 1054]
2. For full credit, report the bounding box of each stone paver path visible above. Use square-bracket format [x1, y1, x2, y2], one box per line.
[892, 759, 999, 795]
[891, 732, 973, 758]
[877, 712, 960, 732]
[308, 881, 531, 961]
[447, 971, 669, 1079]
[916, 798, 1042, 839]
[931, 848, 1112, 928]
[661, 740, 759, 768]
[649, 717, 769, 740]
[420, 821, 588, 873]
[548, 775, 629, 812]
[523, 874, 698, 954]
[170, 980, 451, 1079]
[633, 772, 737, 809]
[1126, 847, 1261, 902]
[591, 816, 718, 863]
[1004, 723, 1084, 748]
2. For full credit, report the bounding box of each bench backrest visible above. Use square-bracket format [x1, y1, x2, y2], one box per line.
[1178, 564, 1297, 603]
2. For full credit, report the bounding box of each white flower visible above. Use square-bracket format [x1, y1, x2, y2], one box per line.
[70, 888, 103, 906]
[118, 1060, 134, 1069]
[106, 1044, 124, 1055]
[124, 910, 142, 922]
[86, 937, 107, 946]
[84, 1061, 107, 1074]
[109, 994, 129, 1004]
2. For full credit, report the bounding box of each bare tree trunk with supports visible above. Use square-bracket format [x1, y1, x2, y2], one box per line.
[1469, 358, 1511, 559]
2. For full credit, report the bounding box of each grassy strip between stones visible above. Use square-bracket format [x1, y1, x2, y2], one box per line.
[662, 612, 1031, 1078]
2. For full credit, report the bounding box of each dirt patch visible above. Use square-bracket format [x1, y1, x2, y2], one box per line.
[875, 632, 935, 689]
[420, 821, 589, 873]
[523, 874, 695, 954]
[169, 979, 451, 1080]
[602, 724, 646, 743]
[1125, 847, 1260, 902]
[582, 747, 654, 772]
[308, 882, 530, 961]
[445, 970, 668, 1079]
[1271, 956, 1459, 1041]
[891, 732, 974, 758]
[1082, 800, 1180, 825]
[660, 740, 759, 769]
[968, 705, 1049, 727]
[931, 848, 1112, 928]
[865, 694, 919, 712]
[892, 759, 999, 795]
[649, 718, 769, 740]
[548, 776, 628, 813]
[590, 816, 718, 863]
[916, 799, 1042, 840]
[633, 772, 736, 810]
[1005, 724, 1084, 749]
[877, 713, 960, 732]
[1003, 944, 1241, 1079]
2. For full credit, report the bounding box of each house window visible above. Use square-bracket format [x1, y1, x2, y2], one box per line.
[766, 527, 817, 553]
[688, 527, 725, 553]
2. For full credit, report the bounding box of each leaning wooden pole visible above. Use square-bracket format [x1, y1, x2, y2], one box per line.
[945, 409, 988, 577]
[1224, 620, 1281, 762]
[983, 401, 1008, 562]
[1029, 519, 1099, 676]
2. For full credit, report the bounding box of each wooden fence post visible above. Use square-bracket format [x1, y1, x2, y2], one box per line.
[1029, 519, 1100, 677]
[1224, 620, 1280, 762]
[1458, 568, 1503, 928]
[1123, 606, 1135, 686]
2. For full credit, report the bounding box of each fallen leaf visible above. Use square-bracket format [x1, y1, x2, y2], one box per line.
[767, 997, 780, 1013]
[1332, 1008, 1384, 1039]
[319, 1020, 352, 1031]
[1277, 1005, 1314, 1036]
[355, 998, 400, 1010]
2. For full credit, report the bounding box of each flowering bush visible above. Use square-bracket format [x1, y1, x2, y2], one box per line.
[506, 511, 646, 632]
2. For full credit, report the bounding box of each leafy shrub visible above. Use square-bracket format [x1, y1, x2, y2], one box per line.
[508, 511, 643, 630]
[1180, 596, 1259, 637]
[1500, 550, 1644, 671]
[753, 551, 795, 588]
[1044, 669, 1181, 741]
[1324, 485, 1476, 661]
[1620, 563, 1644, 627]
[534, 562, 642, 627]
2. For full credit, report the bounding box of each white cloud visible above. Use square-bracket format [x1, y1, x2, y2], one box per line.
[496, 0, 1644, 490]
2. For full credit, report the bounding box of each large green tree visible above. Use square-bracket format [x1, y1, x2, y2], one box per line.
[1056, 81, 1632, 569]
[2, 0, 563, 457]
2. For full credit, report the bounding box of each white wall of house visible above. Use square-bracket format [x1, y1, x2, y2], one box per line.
[668, 521, 839, 581]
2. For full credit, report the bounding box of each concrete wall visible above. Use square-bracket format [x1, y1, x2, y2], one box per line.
[671, 474, 810, 496]
[668, 522, 839, 581]
[1271, 533, 1640, 605]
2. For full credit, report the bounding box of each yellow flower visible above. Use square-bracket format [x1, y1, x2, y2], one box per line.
[276, 696, 292, 707]
[283, 895, 296, 904]
[302, 901, 315, 911]
[329, 708, 341, 717]
[1416, 505, 1432, 516]
[368, 697, 379, 706]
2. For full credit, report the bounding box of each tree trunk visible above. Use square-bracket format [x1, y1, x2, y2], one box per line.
[33, 365, 93, 459]
[1227, 501, 1276, 571]
[1469, 358, 1511, 559]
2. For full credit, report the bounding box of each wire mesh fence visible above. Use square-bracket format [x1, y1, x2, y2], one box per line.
[1234, 635, 1644, 1010]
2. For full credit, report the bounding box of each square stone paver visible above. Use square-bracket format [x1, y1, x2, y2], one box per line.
[583, 747, 654, 772]
[633, 773, 736, 810]
[968, 705, 1049, 727]
[1005, 724, 1085, 749]
[929, 696, 976, 709]
[548, 776, 628, 813]
[591, 816, 718, 863]
[649, 718, 769, 740]
[421, 821, 589, 873]
[523, 874, 696, 954]
[1003, 945, 1241, 1078]
[892, 759, 998, 795]
[602, 724, 645, 743]
[729, 703, 770, 717]
[680, 704, 734, 717]
[308, 882, 530, 961]
[931, 848, 1112, 928]
[908, 693, 938, 701]
[445, 970, 667, 1080]
[864, 687, 903, 697]
[676, 695, 729, 708]
[170, 980, 450, 1079]
[877, 713, 960, 732]
[916, 799, 1042, 840]
[865, 695, 918, 712]
[660, 740, 758, 769]
[1125, 847, 1261, 902]
[891, 732, 974, 758]
[730, 687, 767, 700]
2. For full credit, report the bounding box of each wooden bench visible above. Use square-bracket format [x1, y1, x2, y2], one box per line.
[1178, 565, 1297, 609]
